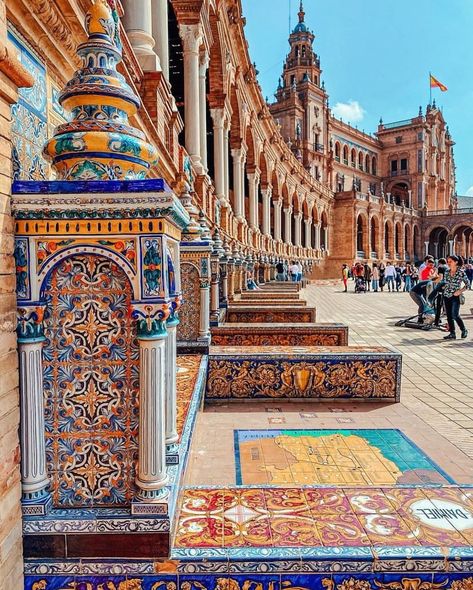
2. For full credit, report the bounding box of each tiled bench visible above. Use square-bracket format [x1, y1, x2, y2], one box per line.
[229, 299, 307, 307]
[226, 306, 316, 323]
[206, 345, 401, 402]
[211, 323, 348, 346]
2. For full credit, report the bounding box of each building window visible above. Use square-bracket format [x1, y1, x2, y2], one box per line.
[400, 158, 408, 171]
[417, 149, 423, 173]
[417, 131, 423, 141]
[395, 136, 403, 144]
[391, 160, 398, 173]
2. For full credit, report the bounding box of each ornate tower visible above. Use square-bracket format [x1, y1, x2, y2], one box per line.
[269, 2, 328, 182]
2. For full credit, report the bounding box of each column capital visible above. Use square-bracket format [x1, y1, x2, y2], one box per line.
[17, 305, 46, 343]
[304, 217, 313, 226]
[132, 303, 171, 339]
[210, 107, 225, 128]
[199, 50, 210, 72]
[283, 206, 293, 214]
[178, 23, 203, 53]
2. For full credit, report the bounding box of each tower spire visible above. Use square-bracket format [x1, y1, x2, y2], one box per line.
[298, 1, 305, 23]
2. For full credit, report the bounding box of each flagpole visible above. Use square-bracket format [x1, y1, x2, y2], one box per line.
[429, 71, 432, 105]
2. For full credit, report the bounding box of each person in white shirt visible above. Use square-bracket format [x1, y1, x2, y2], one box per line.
[289, 261, 299, 282]
[296, 262, 303, 282]
[384, 262, 396, 292]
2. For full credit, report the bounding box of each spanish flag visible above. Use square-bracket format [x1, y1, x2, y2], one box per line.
[430, 74, 448, 92]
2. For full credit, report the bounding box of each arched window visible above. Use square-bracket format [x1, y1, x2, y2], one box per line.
[302, 46, 306, 57]
[365, 154, 370, 174]
[370, 217, 377, 255]
[372, 156, 377, 175]
[343, 146, 348, 165]
[335, 142, 340, 161]
[351, 149, 356, 167]
[358, 152, 363, 171]
[357, 216, 364, 252]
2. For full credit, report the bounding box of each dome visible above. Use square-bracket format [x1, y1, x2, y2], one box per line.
[293, 21, 309, 33]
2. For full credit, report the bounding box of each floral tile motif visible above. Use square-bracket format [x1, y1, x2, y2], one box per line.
[174, 487, 473, 554]
[178, 263, 201, 342]
[176, 355, 203, 441]
[43, 255, 139, 508]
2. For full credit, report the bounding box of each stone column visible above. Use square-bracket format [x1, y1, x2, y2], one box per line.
[151, 0, 169, 79]
[224, 122, 230, 201]
[433, 242, 439, 259]
[449, 239, 455, 256]
[304, 218, 312, 248]
[134, 306, 169, 503]
[315, 222, 321, 250]
[220, 261, 229, 307]
[248, 172, 259, 229]
[284, 207, 292, 244]
[165, 313, 179, 454]
[424, 241, 429, 256]
[294, 213, 303, 247]
[211, 108, 225, 202]
[199, 276, 211, 340]
[210, 255, 220, 323]
[231, 149, 244, 219]
[274, 200, 282, 241]
[179, 24, 203, 171]
[199, 52, 209, 171]
[262, 187, 271, 236]
[17, 307, 51, 513]
[123, 0, 161, 71]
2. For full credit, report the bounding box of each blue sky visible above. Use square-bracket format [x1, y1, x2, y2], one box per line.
[241, 0, 473, 196]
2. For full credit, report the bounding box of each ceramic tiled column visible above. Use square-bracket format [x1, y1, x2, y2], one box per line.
[17, 306, 51, 514]
[134, 306, 169, 503]
[165, 313, 179, 455]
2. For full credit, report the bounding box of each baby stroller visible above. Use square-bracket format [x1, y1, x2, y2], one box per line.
[354, 276, 366, 293]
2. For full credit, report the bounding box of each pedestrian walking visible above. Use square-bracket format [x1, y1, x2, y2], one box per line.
[342, 264, 349, 292]
[443, 255, 469, 340]
[372, 263, 379, 292]
[384, 262, 396, 292]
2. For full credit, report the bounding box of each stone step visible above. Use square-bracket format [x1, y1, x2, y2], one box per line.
[226, 306, 316, 323]
[206, 345, 401, 403]
[211, 322, 348, 346]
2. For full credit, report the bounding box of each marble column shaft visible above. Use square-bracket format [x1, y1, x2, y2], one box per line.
[164, 317, 179, 450]
[284, 207, 292, 244]
[123, 0, 160, 71]
[151, 0, 169, 78]
[211, 109, 225, 201]
[248, 172, 259, 229]
[199, 52, 209, 170]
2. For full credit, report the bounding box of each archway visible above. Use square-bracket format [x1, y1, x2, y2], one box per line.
[394, 221, 402, 258]
[370, 216, 379, 258]
[428, 226, 449, 259]
[42, 254, 138, 508]
[391, 182, 409, 206]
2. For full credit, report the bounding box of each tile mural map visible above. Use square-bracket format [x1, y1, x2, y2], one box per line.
[235, 429, 453, 486]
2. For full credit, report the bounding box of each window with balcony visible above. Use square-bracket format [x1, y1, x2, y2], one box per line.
[400, 158, 408, 172]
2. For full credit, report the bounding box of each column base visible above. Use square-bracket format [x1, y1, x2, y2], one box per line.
[22, 490, 52, 516]
[132, 487, 170, 515]
[166, 442, 179, 465]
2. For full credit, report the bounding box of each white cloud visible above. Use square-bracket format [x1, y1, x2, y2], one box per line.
[332, 100, 365, 123]
[466, 185, 473, 197]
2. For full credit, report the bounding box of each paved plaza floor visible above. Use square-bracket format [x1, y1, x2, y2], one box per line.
[184, 283, 473, 487]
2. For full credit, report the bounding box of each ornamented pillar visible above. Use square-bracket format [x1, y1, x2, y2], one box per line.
[164, 310, 179, 457]
[231, 149, 244, 219]
[133, 305, 169, 504]
[274, 200, 282, 241]
[248, 171, 260, 229]
[449, 239, 455, 256]
[199, 275, 211, 340]
[262, 186, 271, 236]
[151, 0, 169, 78]
[284, 207, 292, 245]
[123, 0, 161, 71]
[199, 52, 209, 171]
[294, 213, 302, 247]
[210, 229, 224, 323]
[304, 218, 313, 248]
[17, 306, 51, 514]
[211, 108, 225, 202]
[179, 24, 203, 171]
[424, 241, 429, 256]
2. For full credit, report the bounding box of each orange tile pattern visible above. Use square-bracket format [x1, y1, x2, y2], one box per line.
[176, 355, 203, 440]
[175, 487, 473, 549]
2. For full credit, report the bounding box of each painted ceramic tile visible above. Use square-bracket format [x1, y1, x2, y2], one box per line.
[43, 254, 139, 507]
[234, 430, 452, 486]
[176, 355, 203, 440]
[178, 263, 201, 341]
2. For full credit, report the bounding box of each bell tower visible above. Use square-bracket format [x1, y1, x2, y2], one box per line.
[269, 2, 328, 182]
